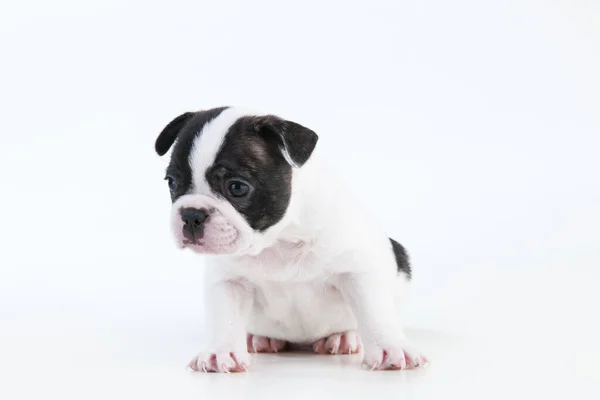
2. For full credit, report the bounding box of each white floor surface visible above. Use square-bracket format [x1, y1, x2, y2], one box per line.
[2, 265, 598, 399]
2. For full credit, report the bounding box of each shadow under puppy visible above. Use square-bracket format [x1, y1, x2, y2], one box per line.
[155, 106, 427, 372]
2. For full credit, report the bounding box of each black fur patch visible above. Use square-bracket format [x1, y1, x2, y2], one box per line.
[155, 112, 196, 156]
[156, 107, 228, 202]
[248, 115, 319, 167]
[205, 115, 316, 231]
[390, 238, 411, 279]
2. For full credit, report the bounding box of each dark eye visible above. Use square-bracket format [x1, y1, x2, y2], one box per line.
[227, 180, 250, 197]
[165, 175, 177, 191]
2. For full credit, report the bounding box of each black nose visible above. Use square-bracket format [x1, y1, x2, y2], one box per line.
[180, 207, 209, 241]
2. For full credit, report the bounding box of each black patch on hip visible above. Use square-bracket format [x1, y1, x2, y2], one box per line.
[390, 238, 411, 279]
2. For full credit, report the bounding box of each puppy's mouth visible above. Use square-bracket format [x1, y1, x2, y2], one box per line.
[178, 229, 241, 255]
[169, 196, 251, 255]
[183, 239, 204, 246]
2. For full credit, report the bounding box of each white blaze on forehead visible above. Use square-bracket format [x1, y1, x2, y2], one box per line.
[189, 107, 256, 195]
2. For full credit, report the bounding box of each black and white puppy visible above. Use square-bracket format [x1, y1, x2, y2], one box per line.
[155, 107, 427, 372]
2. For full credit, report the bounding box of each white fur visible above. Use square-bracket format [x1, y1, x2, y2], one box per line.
[177, 108, 426, 372]
[189, 107, 254, 195]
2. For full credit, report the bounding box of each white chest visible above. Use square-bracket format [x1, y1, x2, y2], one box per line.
[219, 240, 358, 342]
[245, 279, 357, 343]
[239, 239, 326, 282]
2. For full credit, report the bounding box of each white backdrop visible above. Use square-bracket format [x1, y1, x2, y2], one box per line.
[1, 0, 599, 399]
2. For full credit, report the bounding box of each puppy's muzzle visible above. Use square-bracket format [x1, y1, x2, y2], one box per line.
[180, 207, 209, 242]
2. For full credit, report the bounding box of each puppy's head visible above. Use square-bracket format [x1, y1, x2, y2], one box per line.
[155, 107, 318, 256]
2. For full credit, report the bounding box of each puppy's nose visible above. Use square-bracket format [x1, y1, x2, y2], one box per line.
[180, 207, 209, 241]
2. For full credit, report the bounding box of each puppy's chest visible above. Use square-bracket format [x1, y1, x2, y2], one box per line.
[252, 280, 339, 316]
[247, 279, 352, 342]
[241, 240, 326, 282]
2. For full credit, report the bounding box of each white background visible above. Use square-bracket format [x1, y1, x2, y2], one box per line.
[1, 0, 599, 398]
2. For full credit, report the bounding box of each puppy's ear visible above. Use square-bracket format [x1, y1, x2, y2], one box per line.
[253, 115, 319, 167]
[155, 112, 195, 156]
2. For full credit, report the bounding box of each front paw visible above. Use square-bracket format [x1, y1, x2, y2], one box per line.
[188, 350, 251, 373]
[362, 342, 427, 371]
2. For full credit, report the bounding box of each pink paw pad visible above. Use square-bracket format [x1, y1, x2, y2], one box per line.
[313, 330, 362, 355]
[247, 334, 288, 353]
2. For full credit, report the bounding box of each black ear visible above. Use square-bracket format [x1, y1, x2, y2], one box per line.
[155, 112, 195, 156]
[253, 115, 319, 167]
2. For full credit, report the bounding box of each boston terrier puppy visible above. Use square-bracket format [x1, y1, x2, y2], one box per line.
[155, 106, 427, 373]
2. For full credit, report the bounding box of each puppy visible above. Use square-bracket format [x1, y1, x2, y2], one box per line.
[155, 107, 427, 372]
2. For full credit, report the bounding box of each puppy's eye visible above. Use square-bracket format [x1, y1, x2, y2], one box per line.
[165, 175, 177, 191]
[227, 181, 250, 197]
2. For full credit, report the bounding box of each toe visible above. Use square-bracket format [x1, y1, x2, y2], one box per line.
[250, 335, 270, 353]
[216, 353, 235, 373]
[187, 357, 200, 371]
[403, 347, 427, 369]
[325, 333, 342, 354]
[216, 352, 250, 373]
[312, 338, 327, 354]
[269, 338, 287, 353]
[314, 331, 362, 355]
[339, 331, 361, 354]
[189, 353, 217, 373]
[362, 348, 384, 369]
[249, 335, 286, 353]
[230, 352, 251, 372]
[382, 348, 407, 370]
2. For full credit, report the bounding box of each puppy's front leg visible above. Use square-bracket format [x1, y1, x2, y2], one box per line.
[188, 279, 253, 373]
[339, 272, 426, 370]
